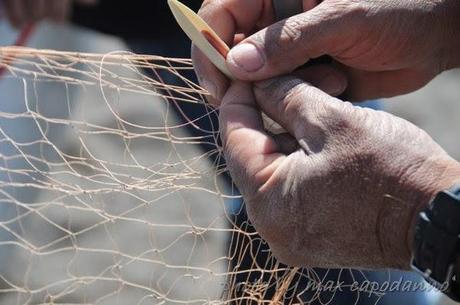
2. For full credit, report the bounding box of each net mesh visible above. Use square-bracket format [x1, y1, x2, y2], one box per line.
[0, 46, 386, 305]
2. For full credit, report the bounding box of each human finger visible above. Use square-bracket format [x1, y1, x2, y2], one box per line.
[219, 81, 286, 194]
[293, 64, 347, 97]
[253, 75, 346, 154]
[227, 1, 356, 81]
[193, 0, 272, 101]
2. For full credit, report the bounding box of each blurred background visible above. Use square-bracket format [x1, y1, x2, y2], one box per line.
[1, 1, 459, 304]
[387, 71, 460, 161]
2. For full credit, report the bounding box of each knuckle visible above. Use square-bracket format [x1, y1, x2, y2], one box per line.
[279, 18, 304, 44]
[327, 0, 369, 19]
[282, 84, 320, 119]
[278, 80, 305, 106]
[314, 101, 341, 122]
[269, 79, 312, 124]
[284, 82, 313, 105]
[347, 0, 373, 18]
[313, 100, 354, 132]
[256, 77, 304, 110]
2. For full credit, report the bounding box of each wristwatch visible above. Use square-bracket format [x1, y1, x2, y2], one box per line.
[411, 184, 460, 301]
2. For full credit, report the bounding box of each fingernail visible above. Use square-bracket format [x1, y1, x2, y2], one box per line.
[319, 74, 346, 96]
[201, 78, 218, 99]
[228, 43, 265, 73]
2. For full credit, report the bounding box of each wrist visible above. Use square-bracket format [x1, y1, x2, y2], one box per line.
[406, 158, 460, 264]
[375, 158, 458, 269]
[380, 157, 460, 269]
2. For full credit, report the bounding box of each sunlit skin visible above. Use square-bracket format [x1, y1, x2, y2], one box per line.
[193, 0, 460, 269]
[220, 77, 460, 269]
[193, 0, 460, 101]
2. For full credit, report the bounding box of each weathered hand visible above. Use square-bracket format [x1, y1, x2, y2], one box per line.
[2, 0, 98, 28]
[192, 0, 347, 102]
[219, 77, 460, 269]
[194, 0, 460, 102]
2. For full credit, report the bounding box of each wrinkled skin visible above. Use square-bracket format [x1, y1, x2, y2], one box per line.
[193, 0, 460, 101]
[1, 0, 98, 28]
[219, 77, 460, 269]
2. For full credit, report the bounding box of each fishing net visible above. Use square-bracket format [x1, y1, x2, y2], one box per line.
[0, 46, 389, 305]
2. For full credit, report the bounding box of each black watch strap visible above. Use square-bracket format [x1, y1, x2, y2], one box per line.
[412, 184, 460, 301]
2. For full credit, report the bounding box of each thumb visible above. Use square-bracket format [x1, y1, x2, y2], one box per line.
[226, 1, 354, 80]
